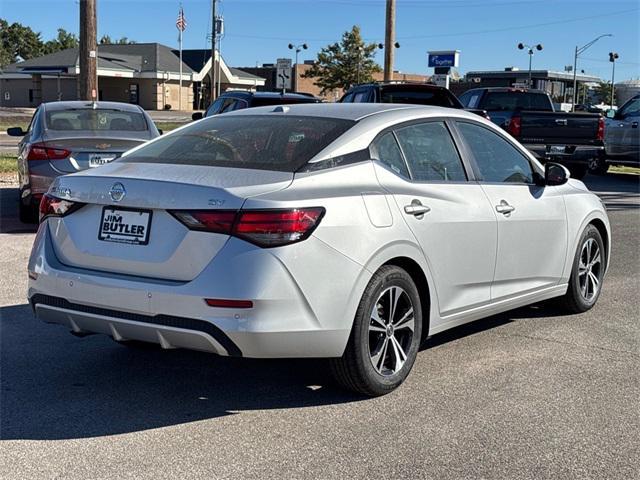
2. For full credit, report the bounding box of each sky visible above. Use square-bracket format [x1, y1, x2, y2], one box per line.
[2, 0, 639, 81]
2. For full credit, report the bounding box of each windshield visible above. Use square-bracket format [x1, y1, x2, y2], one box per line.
[121, 115, 354, 172]
[380, 89, 461, 108]
[45, 108, 148, 131]
[482, 92, 552, 111]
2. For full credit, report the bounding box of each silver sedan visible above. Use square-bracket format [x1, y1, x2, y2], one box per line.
[7, 101, 159, 223]
[28, 103, 610, 396]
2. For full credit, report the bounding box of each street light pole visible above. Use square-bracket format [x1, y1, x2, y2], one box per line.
[571, 33, 612, 111]
[609, 52, 619, 108]
[288, 43, 307, 91]
[517, 43, 543, 88]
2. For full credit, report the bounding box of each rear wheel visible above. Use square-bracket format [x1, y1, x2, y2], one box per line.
[331, 265, 423, 396]
[558, 224, 605, 313]
[588, 156, 609, 175]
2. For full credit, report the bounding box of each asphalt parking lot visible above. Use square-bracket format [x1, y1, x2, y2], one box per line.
[1, 174, 638, 479]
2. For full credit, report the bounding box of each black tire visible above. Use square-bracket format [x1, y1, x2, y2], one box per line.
[558, 224, 606, 313]
[330, 265, 423, 396]
[588, 156, 609, 175]
[18, 199, 38, 224]
[569, 165, 588, 180]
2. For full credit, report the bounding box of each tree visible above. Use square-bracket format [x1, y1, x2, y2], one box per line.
[303, 26, 381, 95]
[0, 19, 45, 66]
[592, 81, 613, 105]
[99, 35, 136, 45]
[44, 28, 79, 54]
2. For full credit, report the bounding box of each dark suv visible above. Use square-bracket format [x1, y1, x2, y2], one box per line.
[192, 91, 321, 120]
[340, 82, 489, 118]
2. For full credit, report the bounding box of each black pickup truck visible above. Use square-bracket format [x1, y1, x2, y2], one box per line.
[458, 88, 605, 179]
[340, 82, 490, 119]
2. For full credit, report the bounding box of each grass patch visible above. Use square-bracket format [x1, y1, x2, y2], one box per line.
[155, 121, 189, 132]
[0, 121, 29, 133]
[0, 154, 18, 174]
[609, 165, 640, 175]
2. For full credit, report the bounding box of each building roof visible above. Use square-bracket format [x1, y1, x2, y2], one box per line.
[4, 43, 194, 75]
[466, 69, 601, 83]
[172, 49, 262, 81]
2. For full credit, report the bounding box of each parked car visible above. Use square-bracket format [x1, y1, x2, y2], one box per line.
[29, 104, 610, 396]
[340, 82, 490, 118]
[458, 87, 605, 179]
[7, 101, 160, 223]
[601, 94, 640, 173]
[191, 91, 321, 120]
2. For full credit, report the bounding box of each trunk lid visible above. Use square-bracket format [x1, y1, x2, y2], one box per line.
[47, 162, 293, 281]
[43, 132, 150, 172]
[519, 112, 601, 145]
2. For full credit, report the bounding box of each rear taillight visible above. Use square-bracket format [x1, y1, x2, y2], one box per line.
[506, 115, 521, 137]
[39, 193, 83, 222]
[170, 207, 325, 248]
[597, 116, 605, 141]
[27, 143, 71, 161]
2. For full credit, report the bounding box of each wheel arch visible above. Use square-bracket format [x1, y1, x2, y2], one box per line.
[381, 256, 432, 343]
[588, 217, 609, 266]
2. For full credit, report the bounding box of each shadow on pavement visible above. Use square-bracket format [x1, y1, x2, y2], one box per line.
[0, 187, 37, 234]
[584, 172, 640, 211]
[1, 300, 571, 441]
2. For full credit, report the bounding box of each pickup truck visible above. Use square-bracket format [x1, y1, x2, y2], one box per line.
[340, 82, 490, 119]
[458, 87, 605, 179]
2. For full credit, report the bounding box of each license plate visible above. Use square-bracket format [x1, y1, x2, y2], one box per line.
[549, 145, 566, 154]
[99, 207, 152, 245]
[89, 154, 117, 167]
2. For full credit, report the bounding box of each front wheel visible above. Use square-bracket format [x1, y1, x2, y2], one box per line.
[558, 224, 606, 313]
[331, 265, 423, 396]
[588, 156, 609, 175]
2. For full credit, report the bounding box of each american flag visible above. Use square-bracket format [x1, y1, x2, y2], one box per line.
[176, 7, 187, 32]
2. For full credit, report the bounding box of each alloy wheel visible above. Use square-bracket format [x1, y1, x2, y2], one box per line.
[368, 286, 415, 376]
[578, 238, 602, 302]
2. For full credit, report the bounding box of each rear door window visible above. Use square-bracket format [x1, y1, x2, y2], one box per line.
[122, 115, 354, 172]
[394, 122, 467, 182]
[45, 109, 148, 131]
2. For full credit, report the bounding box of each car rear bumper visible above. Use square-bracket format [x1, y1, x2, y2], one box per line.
[524, 144, 605, 166]
[27, 222, 361, 358]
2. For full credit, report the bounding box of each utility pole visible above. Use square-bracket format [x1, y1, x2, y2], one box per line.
[609, 52, 619, 108]
[383, 0, 396, 82]
[210, 0, 217, 103]
[79, 0, 97, 101]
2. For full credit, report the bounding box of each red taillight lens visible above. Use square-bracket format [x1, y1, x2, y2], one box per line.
[597, 116, 605, 141]
[506, 115, 521, 137]
[27, 143, 70, 161]
[171, 207, 325, 248]
[39, 193, 83, 222]
[170, 210, 236, 234]
[235, 208, 325, 247]
[204, 298, 253, 309]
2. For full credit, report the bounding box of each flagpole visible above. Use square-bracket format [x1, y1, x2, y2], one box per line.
[179, 7, 183, 111]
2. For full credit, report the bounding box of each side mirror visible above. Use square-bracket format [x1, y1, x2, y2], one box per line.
[157, 129, 164, 135]
[6, 127, 25, 137]
[192, 112, 203, 121]
[605, 109, 616, 119]
[545, 162, 570, 186]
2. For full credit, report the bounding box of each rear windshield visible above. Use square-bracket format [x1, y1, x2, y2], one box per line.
[121, 115, 354, 172]
[251, 97, 317, 107]
[45, 109, 148, 131]
[380, 89, 461, 108]
[482, 92, 552, 111]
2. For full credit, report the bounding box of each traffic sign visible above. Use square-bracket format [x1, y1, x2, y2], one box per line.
[276, 58, 292, 90]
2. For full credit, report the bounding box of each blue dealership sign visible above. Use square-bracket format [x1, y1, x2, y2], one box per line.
[427, 50, 460, 68]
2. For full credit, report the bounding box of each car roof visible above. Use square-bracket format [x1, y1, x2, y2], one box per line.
[42, 101, 145, 112]
[354, 82, 447, 91]
[469, 87, 547, 94]
[221, 102, 475, 122]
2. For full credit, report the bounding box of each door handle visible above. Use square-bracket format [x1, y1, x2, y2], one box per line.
[495, 200, 515, 216]
[404, 200, 431, 217]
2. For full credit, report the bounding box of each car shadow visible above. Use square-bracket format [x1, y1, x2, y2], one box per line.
[583, 172, 639, 211]
[0, 303, 365, 441]
[2, 300, 571, 441]
[0, 187, 37, 234]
